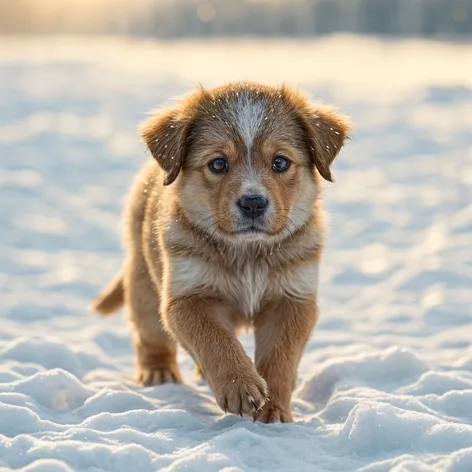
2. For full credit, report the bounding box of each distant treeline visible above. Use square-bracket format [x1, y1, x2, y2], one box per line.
[1, 0, 471, 38]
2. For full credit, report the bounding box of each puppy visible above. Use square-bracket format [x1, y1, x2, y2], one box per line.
[92, 82, 350, 423]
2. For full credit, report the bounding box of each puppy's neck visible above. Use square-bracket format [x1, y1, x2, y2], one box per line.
[170, 202, 322, 267]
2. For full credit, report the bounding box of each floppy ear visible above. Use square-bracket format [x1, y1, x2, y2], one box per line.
[302, 105, 351, 182]
[140, 107, 190, 186]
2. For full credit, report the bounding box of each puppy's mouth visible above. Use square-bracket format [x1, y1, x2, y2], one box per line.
[232, 225, 272, 236]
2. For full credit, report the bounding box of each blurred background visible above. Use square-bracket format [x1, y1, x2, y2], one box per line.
[1, 0, 471, 38]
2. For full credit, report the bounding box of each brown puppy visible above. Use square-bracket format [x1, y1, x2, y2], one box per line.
[92, 82, 350, 423]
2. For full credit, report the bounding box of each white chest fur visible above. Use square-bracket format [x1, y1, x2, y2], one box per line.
[232, 262, 270, 316]
[169, 255, 319, 317]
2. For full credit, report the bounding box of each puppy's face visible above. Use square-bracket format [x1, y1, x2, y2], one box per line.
[141, 83, 350, 243]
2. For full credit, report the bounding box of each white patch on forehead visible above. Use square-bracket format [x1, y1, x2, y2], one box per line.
[230, 94, 265, 162]
[240, 169, 267, 197]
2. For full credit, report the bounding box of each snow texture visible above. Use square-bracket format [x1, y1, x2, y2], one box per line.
[1, 36, 472, 471]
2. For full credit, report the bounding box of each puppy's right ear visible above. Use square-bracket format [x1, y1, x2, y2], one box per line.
[140, 108, 189, 186]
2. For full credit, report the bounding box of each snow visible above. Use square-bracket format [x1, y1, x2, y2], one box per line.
[1, 35, 472, 471]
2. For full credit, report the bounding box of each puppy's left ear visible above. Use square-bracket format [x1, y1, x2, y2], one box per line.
[302, 105, 351, 182]
[140, 107, 190, 186]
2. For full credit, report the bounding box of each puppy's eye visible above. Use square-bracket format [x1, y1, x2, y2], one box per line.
[208, 157, 229, 174]
[272, 155, 291, 173]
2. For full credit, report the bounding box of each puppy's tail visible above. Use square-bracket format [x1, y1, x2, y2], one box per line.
[91, 272, 124, 316]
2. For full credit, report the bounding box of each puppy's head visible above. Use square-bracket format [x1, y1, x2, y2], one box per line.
[141, 82, 350, 243]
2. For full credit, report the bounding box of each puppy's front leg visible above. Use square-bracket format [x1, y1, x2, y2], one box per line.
[254, 297, 318, 423]
[164, 296, 268, 416]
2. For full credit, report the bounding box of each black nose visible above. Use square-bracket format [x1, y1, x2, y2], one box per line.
[238, 195, 268, 219]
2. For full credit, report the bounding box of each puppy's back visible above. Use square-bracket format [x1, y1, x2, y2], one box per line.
[91, 160, 163, 316]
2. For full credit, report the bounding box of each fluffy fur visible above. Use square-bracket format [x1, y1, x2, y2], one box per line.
[92, 82, 350, 423]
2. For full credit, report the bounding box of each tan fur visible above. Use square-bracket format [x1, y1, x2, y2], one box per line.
[91, 271, 124, 315]
[92, 82, 350, 422]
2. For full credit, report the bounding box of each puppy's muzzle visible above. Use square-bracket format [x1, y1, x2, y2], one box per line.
[238, 195, 268, 219]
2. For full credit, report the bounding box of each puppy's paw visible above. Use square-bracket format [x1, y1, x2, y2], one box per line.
[137, 364, 182, 386]
[253, 403, 293, 423]
[214, 369, 268, 416]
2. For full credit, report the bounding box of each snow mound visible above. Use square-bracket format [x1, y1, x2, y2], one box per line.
[341, 402, 472, 456]
[299, 347, 429, 404]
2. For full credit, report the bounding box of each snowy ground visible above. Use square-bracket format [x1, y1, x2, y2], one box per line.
[1, 36, 472, 471]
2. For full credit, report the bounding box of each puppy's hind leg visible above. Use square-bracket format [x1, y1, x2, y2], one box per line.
[125, 252, 182, 386]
